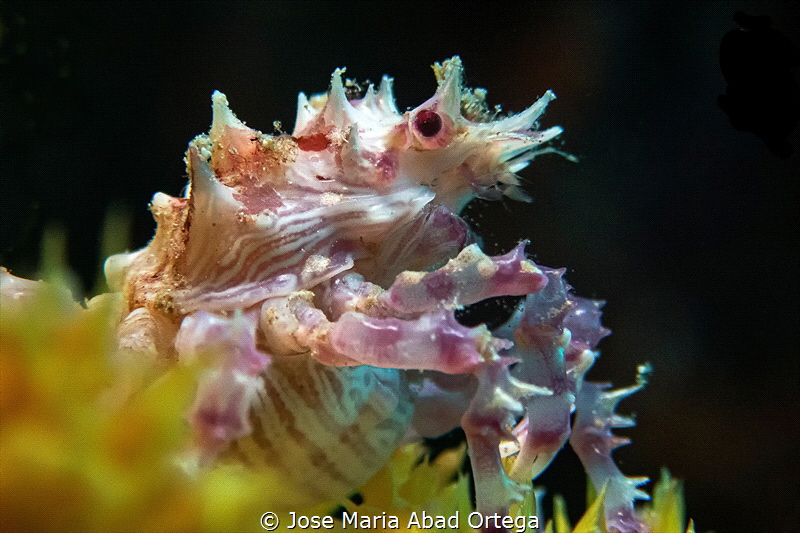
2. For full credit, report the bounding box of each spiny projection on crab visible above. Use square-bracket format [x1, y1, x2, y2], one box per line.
[96, 56, 651, 532]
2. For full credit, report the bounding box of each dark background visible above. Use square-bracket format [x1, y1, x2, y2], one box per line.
[1, 2, 798, 531]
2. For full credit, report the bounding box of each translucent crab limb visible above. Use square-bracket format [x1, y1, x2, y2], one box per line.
[377, 242, 547, 317]
[569, 365, 652, 533]
[267, 244, 554, 519]
[563, 296, 612, 354]
[329, 310, 507, 373]
[462, 359, 551, 518]
[505, 320, 575, 484]
[321, 242, 546, 322]
[328, 308, 551, 518]
[500, 268, 577, 482]
[175, 309, 270, 465]
[498, 264, 648, 533]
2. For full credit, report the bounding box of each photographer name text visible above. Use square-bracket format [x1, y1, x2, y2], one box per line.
[282, 510, 539, 531]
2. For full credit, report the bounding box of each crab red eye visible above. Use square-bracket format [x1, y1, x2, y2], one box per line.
[414, 109, 443, 137]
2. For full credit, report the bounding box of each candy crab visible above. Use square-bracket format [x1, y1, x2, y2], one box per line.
[101, 57, 650, 532]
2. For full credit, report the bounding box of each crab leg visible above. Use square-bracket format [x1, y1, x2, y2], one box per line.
[258, 242, 551, 521]
[174, 309, 271, 465]
[462, 359, 548, 518]
[375, 241, 547, 316]
[498, 268, 650, 532]
[497, 268, 577, 483]
[569, 366, 651, 533]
